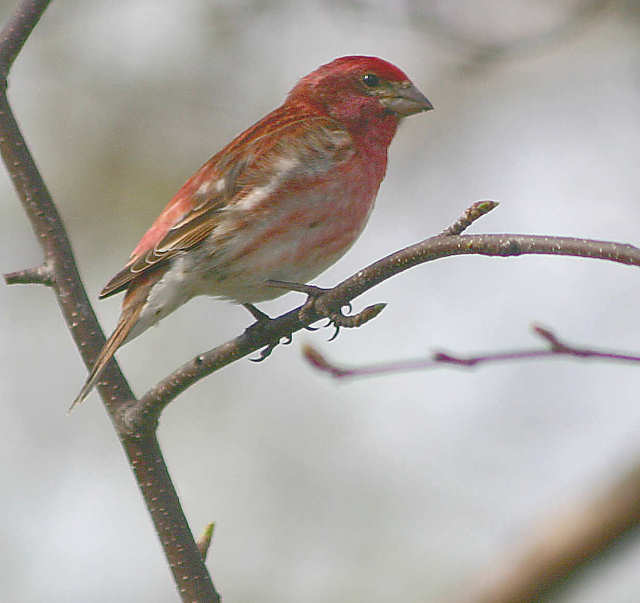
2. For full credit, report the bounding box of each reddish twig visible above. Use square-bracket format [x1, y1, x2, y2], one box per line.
[302, 325, 640, 379]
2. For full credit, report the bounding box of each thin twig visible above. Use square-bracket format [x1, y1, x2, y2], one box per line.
[4, 263, 54, 286]
[302, 325, 640, 379]
[440, 200, 498, 236]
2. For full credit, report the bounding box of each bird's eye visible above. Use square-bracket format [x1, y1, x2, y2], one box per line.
[362, 73, 380, 87]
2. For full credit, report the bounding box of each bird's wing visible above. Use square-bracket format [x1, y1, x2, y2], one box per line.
[99, 112, 354, 299]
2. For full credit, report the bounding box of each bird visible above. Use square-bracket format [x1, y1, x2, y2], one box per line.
[72, 55, 432, 409]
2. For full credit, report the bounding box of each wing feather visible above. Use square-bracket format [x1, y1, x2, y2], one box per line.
[100, 112, 354, 299]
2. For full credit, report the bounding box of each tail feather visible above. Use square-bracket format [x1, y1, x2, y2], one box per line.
[69, 306, 142, 412]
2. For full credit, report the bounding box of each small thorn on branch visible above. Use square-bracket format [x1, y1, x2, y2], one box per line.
[4, 262, 54, 286]
[532, 324, 570, 352]
[441, 200, 499, 236]
[197, 522, 215, 561]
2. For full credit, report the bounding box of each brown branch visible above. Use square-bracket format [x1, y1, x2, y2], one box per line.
[301, 325, 640, 379]
[461, 462, 640, 603]
[128, 224, 640, 424]
[0, 2, 219, 601]
[0, 0, 49, 77]
[4, 262, 54, 286]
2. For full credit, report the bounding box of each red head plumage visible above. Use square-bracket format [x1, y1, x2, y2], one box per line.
[287, 56, 431, 130]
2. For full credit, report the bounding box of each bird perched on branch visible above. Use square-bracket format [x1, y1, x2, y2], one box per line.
[72, 55, 432, 408]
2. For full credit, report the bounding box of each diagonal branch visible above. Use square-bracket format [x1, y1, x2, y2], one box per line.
[0, 2, 219, 601]
[129, 227, 640, 425]
[0, 0, 49, 77]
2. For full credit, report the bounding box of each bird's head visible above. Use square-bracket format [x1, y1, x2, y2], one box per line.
[288, 56, 433, 128]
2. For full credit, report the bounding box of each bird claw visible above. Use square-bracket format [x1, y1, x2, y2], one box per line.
[324, 302, 351, 341]
[318, 302, 389, 343]
[328, 324, 341, 342]
[263, 279, 387, 345]
[273, 282, 383, 342]
[248, 331, 294, 361]
[249, 341, 277, 362]
[244, 303, 293, 361]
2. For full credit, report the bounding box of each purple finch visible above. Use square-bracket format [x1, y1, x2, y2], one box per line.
[73, 56, 432, 407]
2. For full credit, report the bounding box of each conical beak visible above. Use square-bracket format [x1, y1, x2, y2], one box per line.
[381, 82, 433, 116]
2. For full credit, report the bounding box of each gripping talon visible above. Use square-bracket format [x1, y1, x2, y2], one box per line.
[250, 342, 276, 362]
[248, 332, 294, 361]
[328, 324, 341, 342]
[265, 279, 386, 344]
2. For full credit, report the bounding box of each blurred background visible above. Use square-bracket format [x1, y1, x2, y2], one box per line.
[2, 0, 640, 601]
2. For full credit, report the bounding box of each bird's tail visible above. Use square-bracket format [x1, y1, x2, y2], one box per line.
[69, 305, 143, 412]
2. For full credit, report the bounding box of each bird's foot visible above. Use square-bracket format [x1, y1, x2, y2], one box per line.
[243, 304, 292, 362]
[265, 280, 387, 341]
